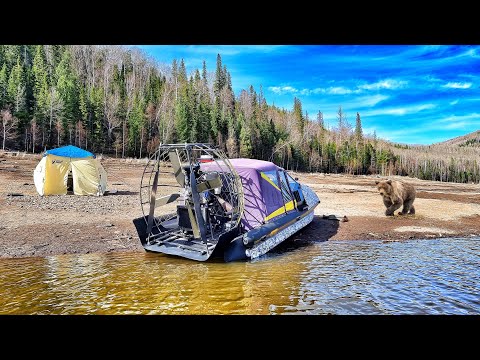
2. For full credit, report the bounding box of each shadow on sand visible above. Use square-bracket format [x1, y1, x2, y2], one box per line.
[106, 190, 138, 196]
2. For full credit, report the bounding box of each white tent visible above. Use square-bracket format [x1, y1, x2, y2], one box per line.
[33, 145, 107, 196]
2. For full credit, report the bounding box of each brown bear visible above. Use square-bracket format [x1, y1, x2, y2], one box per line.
[375, 179, 416, 216]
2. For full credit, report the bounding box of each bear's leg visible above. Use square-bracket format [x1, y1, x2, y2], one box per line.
[408, 205, 415, 214]
[386, 201, 402, 216]
[399, 199, 414, 215]
[383, 197, 393, 208]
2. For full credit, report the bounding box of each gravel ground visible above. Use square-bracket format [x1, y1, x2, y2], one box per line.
[1, 150, 480, 259]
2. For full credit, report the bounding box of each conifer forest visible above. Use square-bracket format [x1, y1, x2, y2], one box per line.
[1, 45, 479, 183]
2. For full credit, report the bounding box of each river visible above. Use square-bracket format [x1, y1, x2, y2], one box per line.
[0, 237, 479, 314]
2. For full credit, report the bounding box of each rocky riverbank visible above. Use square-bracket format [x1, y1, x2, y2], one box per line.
[1, 150, 480, 259]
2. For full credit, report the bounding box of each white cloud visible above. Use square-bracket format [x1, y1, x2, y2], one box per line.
[270, 85, 357, 96]
[423, 75, 443, 83]
[309, 86, 360, 95]
[270, 78, 408, 98]
[359, 79, 408, 90]
[356, 94, 389, 107]
[372, 112, 480, 142]
[449, 99, 459, 105]
[443, 82, 472, 89]
[438, 113, 480, 124]
[363, 104, 436, 117]
[438, 113, 480, 130]
[268, 86, 298, 95]
[443, 121, 471, 130]
[185, 45, 289, 56]
[312, 88, 325, 94]
[327, 86, 353, 95]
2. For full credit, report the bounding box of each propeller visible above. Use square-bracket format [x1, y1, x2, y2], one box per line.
[186, 200, 201, 238]
[155, 193, 181, 208]
[196, 172, 232, 213]
[196, 172, 222, 193]
[168, 149, 201, 239]
[168, 149, 185, 187]
[215, 195, 233, 212]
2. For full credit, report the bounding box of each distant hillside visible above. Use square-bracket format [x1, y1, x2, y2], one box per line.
[431, 130, 480, 148]
[382, 130, 480, 183]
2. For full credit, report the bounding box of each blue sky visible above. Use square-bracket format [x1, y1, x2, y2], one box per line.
[136, 45, 480, 145]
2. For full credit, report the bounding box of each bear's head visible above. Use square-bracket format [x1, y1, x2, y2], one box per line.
[375, 179, 392, 197]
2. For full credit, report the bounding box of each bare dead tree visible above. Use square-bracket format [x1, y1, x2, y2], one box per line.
[48, 87, 62, 146]
[55, 119, 62, 146]
[155, 84, 175, 143]
[104, 89, 121, 144]
[1, 110, 18, 150]
[31, 118, 38, 153]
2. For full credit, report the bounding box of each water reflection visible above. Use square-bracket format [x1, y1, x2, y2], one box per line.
[0, 238, 478, 314]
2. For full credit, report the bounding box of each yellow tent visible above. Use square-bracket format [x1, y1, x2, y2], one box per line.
[33, 145, 107, 196]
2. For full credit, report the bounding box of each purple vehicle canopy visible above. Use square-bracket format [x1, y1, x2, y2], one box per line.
[202, 158, 289, 231]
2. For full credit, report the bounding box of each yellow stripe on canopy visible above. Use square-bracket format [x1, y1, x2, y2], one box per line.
[264, 200, 295, 222]
[260, 171, 281, 191]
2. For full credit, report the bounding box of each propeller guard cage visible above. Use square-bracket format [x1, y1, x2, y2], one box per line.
[139, 143, 244, 260]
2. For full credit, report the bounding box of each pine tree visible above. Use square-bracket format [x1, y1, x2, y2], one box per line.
[0, 63, 7, 109]
[188, 76, 199, 142]
[223, 65, 233, 92]
[0, 46, 4, 67]
[355, 112, 363, 143]
[178, 59, 187, 84]
[194, 69, 201, 85]
[317, 110, 324, 128]
[56, 49, 80, 143]
[210, 97, 221, 143]
[3, 46, 22, 71]
[32, 46, 47, 98]
[202, 60, 208, 88]
[293, 97, 304, 134]
[239, 112, 252, 158]
[128, 95, 146, 157]
[7, 57, 27, 117]
[89, 86, 104, 150]
[198, 93, 211, 143]
[371, 130, 378, 171]
[172, 59, 178, 100]
[336, 105, 351, 144]
[214, 54, 225, 97]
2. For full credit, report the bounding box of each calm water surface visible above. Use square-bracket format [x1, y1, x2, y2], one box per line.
[0, 238, 479, 314]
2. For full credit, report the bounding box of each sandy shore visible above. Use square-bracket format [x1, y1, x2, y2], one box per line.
[1, 150, 480, 259]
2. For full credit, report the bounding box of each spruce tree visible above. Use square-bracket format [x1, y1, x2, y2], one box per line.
[355, 112, 363, 142]
[128, 95, 146, 157]
[198, 93, 211, 143]
[293, 97, 304, 134]
[7, 57, 27, 116]
[32, 46, 47, 98]
[214, 54, 225, 97]
[210, 97, 221, 143]
[202, 60, 208, 88]
[0, 45, 5, 67]
[56, 49, 80, 143]
[0, 63, 7, 109]
[3, 46, 22, 71]
[317, 110, 324, 128]
[239, 112, 252, 158]
[178, 59, 187, 84]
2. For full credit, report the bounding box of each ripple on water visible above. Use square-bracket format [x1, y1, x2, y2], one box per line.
[0, 237, 479, 314]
